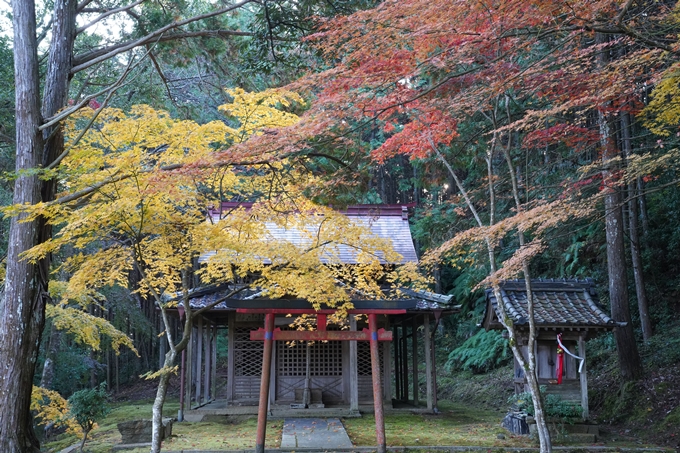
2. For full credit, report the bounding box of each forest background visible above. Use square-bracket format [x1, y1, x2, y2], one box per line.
[0, 0, 679, 451]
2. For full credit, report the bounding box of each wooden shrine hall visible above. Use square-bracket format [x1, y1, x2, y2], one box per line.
[167, 204, 459, 452]
[175, 289, 456, 414]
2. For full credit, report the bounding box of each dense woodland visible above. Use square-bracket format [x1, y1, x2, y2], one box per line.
[0, 0, 679, 452]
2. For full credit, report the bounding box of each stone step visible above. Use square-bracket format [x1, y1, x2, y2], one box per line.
[560, 432, 597, 443]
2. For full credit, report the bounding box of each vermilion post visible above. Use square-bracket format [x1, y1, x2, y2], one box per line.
[255, 313, 275, 453]
[178, 349, 185, 422]
[369, 313, 387, 453]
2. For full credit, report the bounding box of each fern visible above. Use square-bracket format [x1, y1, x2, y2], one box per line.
[445, 329, 510, 373]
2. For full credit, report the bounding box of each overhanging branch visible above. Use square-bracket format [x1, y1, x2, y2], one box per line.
[71, 0, 255, 74]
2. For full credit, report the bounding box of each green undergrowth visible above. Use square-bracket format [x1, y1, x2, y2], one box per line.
[436, 368, 515, 411]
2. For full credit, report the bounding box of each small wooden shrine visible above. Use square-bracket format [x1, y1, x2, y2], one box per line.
[481, 279, 624, 420]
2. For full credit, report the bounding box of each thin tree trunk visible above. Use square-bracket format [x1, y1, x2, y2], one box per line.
[500, 100, 552, 450]
[431, 126, 552, 452]
[151, 269, 194, 453]
[637, 177, 650, 237]
[78, 430, 89, 453]
[151, 349, 177, 453]
[621, 111, 652, 341]
[40, 324, 62, 389]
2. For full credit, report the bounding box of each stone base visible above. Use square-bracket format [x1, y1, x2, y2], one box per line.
[117, 418, 173, 444]
[526, 416, 599, 441]
[112, 442, 152, 451]
[502, 412, 530, 435]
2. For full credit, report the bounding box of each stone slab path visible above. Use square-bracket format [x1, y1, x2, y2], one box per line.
[280, 418, 353, 449]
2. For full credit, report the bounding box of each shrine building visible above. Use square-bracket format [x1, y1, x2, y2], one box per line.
[168, 204, 459, 425]
[481, 278, 624, 420]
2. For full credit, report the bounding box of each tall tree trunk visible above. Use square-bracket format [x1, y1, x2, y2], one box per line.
[597, 33, 642, 381]
[600, 116, 642, 380]
[621, 112, 653, 341]
[637, 177, 650, 237]
[40, 323, 62, 389]
[0, 1, 77, 451]
[0, 1, 47, 451]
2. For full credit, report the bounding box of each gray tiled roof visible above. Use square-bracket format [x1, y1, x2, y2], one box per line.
[482, 279, 622, 330]
[200, 204, 418, 265]
[177, 285, 458, 313]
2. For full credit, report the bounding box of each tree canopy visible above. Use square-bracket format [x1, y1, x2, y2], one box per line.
[2, 0, 680, 452]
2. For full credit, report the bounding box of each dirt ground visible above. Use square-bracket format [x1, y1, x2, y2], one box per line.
[589, 363, 680, 450]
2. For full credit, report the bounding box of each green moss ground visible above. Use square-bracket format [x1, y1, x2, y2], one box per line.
[342, 402, 531, 448]
[42, 400, 283, 453]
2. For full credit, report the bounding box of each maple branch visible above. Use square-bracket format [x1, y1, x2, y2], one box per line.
[579, 23, 676, 53]
[193, 285, 250, 317]
[427, 136, 484, 229]
[298, 152, 349, 168]
[76, 0, 145, 35]
[47, 158, 276, 206]
[71, 0, 254, 74]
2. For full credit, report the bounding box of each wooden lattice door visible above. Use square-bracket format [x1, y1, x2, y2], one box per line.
[357, 341, 384, 401]
[276, 340, 345, 404]
[231, 326, 263, 403]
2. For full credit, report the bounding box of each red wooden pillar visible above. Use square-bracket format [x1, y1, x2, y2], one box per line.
[369, 313, 386, 453]
[255, 313, 275, 453]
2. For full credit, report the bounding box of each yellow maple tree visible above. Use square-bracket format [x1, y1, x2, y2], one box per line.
[18, 87, 419, 453]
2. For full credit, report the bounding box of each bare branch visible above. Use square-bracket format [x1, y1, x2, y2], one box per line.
[77, 0, 97, 13]
[71, 0, 254, 74]
[36, 16, 54, 46]
[41, 45, 152, 131]
[148, 50, 182, 110]
[615, 0, 636, 26]
[76, 0, 145, 35]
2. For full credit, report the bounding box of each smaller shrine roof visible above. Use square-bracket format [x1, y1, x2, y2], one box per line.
[481, 279, 624, 331]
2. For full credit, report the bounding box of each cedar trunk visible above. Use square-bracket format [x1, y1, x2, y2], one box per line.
[597, 33, 642, 382]
[599, 114, 643, 381]
[0, 1, 47, 451]
[602, 164, 642, 380]
[621, 112, 653, 341]
[0, 1, 76, 451]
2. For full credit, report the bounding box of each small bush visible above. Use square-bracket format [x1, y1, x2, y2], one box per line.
[508, 386, 583, 419]
[68, 383, 111, 452]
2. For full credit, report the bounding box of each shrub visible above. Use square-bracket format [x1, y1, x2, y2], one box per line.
[68, 383, 111, 452]
[508, 386, 583, 419]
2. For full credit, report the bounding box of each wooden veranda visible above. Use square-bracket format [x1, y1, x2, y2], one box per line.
[175, 292, 457, 412]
